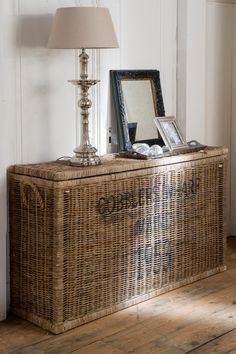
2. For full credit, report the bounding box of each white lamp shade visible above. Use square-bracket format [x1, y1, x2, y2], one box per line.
[48, 7, 119, 49]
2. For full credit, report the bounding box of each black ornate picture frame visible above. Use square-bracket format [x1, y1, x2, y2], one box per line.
[110, 70, 165, 151]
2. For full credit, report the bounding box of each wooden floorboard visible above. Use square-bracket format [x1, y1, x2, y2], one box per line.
[1, 237, 236, 354]
[189, 328, 236, 353]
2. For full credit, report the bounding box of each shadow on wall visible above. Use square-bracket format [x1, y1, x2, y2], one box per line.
[15, 14, 74, 163]
[17, 14, 54, 163]
[17, 14, 53, 48]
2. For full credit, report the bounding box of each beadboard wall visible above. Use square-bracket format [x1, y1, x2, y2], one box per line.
[178, 0, 232, 147]
[178, 0, 207, 142]
[231, 5, 236, 235]
[205, 2, 232, 148]
[0, 0, 177, 320]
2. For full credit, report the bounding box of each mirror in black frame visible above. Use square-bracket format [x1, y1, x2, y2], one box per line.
[110, 70, 165, 151]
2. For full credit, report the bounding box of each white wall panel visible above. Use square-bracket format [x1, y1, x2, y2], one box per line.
[231, 5, 236, 235]
[18, 0, 78, 163]
[205, 2, 232, 147]
[177, 0, 207, 142]
[185, 0, 207, 143]
[177, 0, 187, 136]
[178, 0, 231, 145]
[0, 0, 17, 321]
[120, 0, 177, 117]
[160, 0, 177, 117]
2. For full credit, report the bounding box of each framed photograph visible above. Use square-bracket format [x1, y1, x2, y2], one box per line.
[154, 116, 187, 151]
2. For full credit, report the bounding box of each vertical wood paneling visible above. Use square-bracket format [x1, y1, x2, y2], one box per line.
[19, 0, 78, 163]
[0, 0, 18, 320]
[186, 0, 207, 143]
[231, 5, 236, 235]
[160, 0, 177, 116]
[177, 0, 207, 142]
[120, 0, 162, 69]
[205, 2, 232, 147]
[177, 0, 187, 136]
[16, 0, 23, 163]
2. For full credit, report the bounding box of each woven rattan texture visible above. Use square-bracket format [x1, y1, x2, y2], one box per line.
[9, 153, 227, 333]
[8, 147, 228, 181]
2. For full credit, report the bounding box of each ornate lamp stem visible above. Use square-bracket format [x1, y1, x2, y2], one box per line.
[69, 49, 101, 166]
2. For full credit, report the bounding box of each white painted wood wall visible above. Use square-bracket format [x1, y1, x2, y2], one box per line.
[231, 4, 236, 235]
[178, 0, 207, 143]
[0, 0, 177, 320]
[205, 2, 232, 149]
[178, 0, 231, 146]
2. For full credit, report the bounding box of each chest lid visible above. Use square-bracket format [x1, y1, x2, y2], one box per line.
[8, 147, 227, 182]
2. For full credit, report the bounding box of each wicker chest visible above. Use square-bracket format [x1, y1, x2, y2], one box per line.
[8, 147, 228, 334]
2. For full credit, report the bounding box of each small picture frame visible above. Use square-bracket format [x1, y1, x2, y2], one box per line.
[154, 116, 187, 151]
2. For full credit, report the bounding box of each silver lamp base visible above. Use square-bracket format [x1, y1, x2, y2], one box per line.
[71, 144, 101, 166]
[69, 49, 101, 167]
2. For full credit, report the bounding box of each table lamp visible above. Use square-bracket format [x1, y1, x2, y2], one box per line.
[48, 7, 119, 166]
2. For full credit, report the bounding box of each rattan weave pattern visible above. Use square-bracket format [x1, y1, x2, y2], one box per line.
[8, 149, 227, 333]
